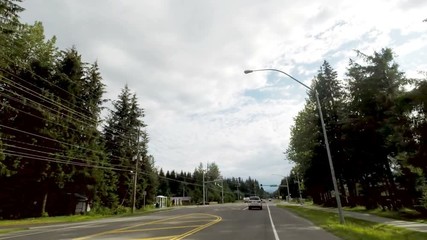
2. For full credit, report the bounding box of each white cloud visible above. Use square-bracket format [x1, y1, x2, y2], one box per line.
[20, 0, 427, 189]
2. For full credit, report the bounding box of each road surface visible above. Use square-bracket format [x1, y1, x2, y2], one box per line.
[0, 202, 340, 240]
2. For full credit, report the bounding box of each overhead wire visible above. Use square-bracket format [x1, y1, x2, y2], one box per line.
[2, 143, 204, 188]
[0, 53, 97, 122]
[0, 124, 110, 158]
[0, 76, 146, 162]
[0, 43, 251, 199]
[0, 69, 148, 151]
[0, 52, 156, 148]
[0, 97, 125, 162]
[2, 151, 133, 172]
[2, 143, 131, 170]
[0, 74, 96, 126]
[0, 43, 165, 155]
[0, 49, 232, 191]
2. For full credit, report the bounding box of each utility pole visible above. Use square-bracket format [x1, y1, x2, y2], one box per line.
[202, 170, 205, 205]
[132, 128, 141, 214]
[205, 163, 209, 203]
[221, 179, 224, 204]
[285, 176, 290, 202]
[237, 179, 240, 200]
[296, 173, 303, 204]
[132, 158, 138, 213]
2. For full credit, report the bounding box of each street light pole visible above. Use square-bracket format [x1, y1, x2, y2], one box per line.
[273, 174, 290, 202]
[245, 68, 345, 224]
[206, 178, 224, 204]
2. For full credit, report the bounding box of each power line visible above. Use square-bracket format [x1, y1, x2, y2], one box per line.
[0, 74, 96, 126]
[0, 86, 146, 162]
[0, 54, 96, 119]
[2, 151, 133, 172]
[0, 89, 144, 155]
[2, 148, 204, 188]
[3, 143, 130, 170]
[0, 73, 148, 150]
[0, 44, 153, 148]
[0, 124, 109, 157]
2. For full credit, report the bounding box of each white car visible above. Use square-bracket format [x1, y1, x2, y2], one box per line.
[248, 196, 262, 210]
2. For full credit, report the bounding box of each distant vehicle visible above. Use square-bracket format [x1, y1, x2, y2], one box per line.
[248, 196, 262, 210]
[268, 198, 272, 202]
[243, 197, 250, 203]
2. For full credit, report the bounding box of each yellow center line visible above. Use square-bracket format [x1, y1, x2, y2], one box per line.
[135, 235, 180, 240]
[74, 214, 191, 240]
[114, 225, 202, 233]
[159, 219, 214, 224]
[171, 215, 222, 240]
[73, 213, 220, 240]
[179, 216, 216, 219]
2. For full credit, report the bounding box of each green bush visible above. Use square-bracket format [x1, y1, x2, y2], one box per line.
[114, 206, 131, 215]
[89, 205, 113, 216]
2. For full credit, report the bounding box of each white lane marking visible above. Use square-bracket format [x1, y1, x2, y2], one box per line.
[267, 203, 280, 240]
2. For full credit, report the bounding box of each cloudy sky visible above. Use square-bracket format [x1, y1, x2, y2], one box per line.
[20, 0, 427, 190]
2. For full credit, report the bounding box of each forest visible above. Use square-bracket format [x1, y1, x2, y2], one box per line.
[0, 0, 265, 219]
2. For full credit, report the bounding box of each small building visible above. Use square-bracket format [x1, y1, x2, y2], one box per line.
[155, 195, 168, 208]
[171, 197, 192, 206]
[70, 193, 90, 214]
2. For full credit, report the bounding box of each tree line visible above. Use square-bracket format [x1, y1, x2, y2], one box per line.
[0, 0, 265, 219]
[286, 49, 427, 211]
[157, 163, 267, 204]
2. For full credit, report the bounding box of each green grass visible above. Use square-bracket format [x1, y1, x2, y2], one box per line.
[0, 206, 165, 227]
[0, 228, 27, 234]
[343, 206, 426, 223]
[0, 207, 172, 235]
[0, 214, 108, 226]
[280, 205, 427, 240]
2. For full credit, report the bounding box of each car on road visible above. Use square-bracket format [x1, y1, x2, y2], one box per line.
[248, 196, 262, 210]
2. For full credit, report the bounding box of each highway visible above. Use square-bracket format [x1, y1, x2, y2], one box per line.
[0, 202, 340, 240]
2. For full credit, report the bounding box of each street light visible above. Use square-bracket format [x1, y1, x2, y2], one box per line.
[272, 174, 290, 202]
[245, 68, 345, 224]
[215, 179, 224, 204]
[205, 177, 224, 204]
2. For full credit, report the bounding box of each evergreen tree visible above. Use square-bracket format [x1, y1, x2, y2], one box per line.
[345, 48, 407, 209]
[103, 85, 147, 208]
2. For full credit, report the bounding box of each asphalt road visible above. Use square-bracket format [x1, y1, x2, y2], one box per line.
[0, 202, 340, 240]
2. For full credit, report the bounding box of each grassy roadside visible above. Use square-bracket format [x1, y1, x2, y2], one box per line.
[0, 214, 108, 226]
[342, 206, 426, 223]
[0, 228, 27, 234]
[280, 205, 427, 240]
[0, 206, 167, 227]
